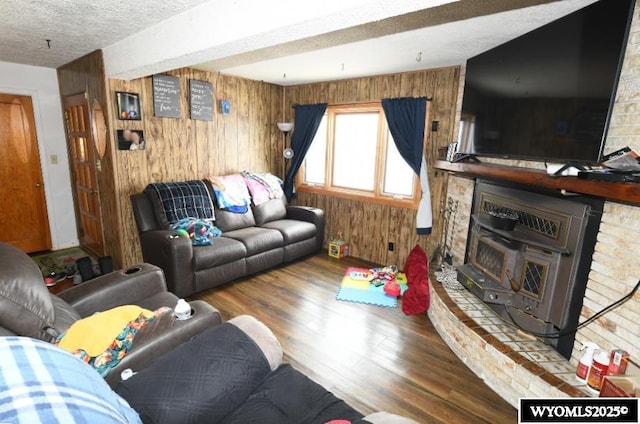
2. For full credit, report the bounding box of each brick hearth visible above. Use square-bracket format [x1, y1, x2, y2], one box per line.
[428, 272, 591, 407]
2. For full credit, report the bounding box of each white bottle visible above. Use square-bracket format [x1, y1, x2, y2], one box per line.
[576, 341, 599, 383]
[175, 298, 191, 320]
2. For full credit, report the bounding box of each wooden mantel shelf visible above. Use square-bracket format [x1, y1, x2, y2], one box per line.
[434, 160, 640, 205]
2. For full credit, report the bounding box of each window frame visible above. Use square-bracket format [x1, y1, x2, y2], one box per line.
[296, 102, 421, 209]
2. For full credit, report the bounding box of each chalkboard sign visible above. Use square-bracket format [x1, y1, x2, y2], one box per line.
[189, 79, 214, 121]
[152, 74, 181, 118]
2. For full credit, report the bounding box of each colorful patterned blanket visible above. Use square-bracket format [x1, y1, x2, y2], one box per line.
[55, 307, 171, 378]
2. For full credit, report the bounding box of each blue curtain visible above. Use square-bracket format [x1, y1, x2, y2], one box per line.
[283, 103, 328, 201]
[381, 97, 427, 174]
[382, 97, 432, 235]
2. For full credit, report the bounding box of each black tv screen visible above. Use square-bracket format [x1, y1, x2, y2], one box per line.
[458, 0, 635, 164]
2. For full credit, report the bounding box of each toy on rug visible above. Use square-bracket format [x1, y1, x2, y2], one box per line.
[349, 270, 373, 280]
[369, 264, 398, 287]
[337, 266, 408, 308]
[383, 280, 401, 297]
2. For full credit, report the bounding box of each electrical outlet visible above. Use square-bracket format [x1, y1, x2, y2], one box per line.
[388, 242, 394, 251]
[50, 154, 58, 165]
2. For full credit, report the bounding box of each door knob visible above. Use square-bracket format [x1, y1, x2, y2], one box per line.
[35, 183, 42, 187]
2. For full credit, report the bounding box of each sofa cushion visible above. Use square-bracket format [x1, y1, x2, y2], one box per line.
[192, 237, 247, 271]
[0, 243, 56, 340]
[253, 197, 287, 225]
[144, 180, 216, 227]
[220, 364, 364, 423]
[261, 219, 317, 245]
[214, 208, 257, 232]
[0, 337, 142, 424]
[115, 323, 272, 424]
[223, 227, 284, 256]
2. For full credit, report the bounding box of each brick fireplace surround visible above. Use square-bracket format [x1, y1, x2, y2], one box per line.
[429, 175, 640, 407]
[428, 1, 640, 406]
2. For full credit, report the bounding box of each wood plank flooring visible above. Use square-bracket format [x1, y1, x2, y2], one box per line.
[193, 254, 517, 423]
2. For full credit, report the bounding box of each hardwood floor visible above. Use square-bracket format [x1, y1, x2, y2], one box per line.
[193, 254, 517, 423]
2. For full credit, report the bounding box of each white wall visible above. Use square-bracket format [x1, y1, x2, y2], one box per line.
[0, 61, 78, 250]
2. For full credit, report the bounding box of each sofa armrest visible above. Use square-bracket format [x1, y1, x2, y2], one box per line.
[286, 205, 325, 250]
[228, 315, 283, 371]
[57, 264, 167, 317]
[138, 230, 196, 297]
[286, 205, 323, 224]
[105, 300, 222, 388]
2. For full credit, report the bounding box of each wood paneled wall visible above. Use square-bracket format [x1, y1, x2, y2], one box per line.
[58, 51, 458, 270]
[286, 67, 460, 266]
[109, 69, 283, 266]
[60, 50, 283, 268]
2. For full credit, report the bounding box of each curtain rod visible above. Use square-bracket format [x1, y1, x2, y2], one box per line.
[291, 97, 432, 108]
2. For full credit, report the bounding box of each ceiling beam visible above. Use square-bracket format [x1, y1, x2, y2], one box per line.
[102, 0, 458, 80]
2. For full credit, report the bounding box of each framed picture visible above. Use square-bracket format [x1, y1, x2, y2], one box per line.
[117, 129, 145, 151]
[221, 99, 231, 115]
[116, 91, 141, 120]
[189, 79, 214, 121]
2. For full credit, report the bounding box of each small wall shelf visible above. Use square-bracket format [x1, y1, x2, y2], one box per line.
[434, 160, 640, 205]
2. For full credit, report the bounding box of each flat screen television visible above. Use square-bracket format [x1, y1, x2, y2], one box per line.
[457, 0, 635, 164]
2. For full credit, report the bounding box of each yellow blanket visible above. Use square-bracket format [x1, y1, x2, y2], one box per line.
[58, 305, 152, 356]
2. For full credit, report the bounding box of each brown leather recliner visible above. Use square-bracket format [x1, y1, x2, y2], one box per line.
[0, 242, 222, 387]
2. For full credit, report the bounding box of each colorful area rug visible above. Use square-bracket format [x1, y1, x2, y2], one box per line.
[30, 247, 94, 277]
[336, 267, 408, 308]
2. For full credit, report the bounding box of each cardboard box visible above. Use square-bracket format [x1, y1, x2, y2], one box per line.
[328, 240, 349, 258]
[600, 375, 640, 397]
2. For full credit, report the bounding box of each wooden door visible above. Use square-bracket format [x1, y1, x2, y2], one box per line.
[0, 94, 52, 252]
[64, 93, 104, 256]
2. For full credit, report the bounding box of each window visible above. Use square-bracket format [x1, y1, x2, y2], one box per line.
[298, 103, 419, 208]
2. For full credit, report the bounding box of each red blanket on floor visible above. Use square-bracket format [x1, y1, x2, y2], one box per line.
[402, 244, 430, 315]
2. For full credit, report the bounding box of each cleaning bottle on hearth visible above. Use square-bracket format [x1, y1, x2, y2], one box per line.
[587, 348, 611, 392]
[576, 341, 599, 383]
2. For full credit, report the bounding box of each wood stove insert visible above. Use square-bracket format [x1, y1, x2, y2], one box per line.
[457, 180, 604, 359]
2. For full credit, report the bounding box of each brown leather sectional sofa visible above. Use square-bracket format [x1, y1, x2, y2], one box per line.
[131, 179, 324, 298]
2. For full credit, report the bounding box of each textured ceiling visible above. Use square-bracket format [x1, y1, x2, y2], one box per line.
[0, 0, 210, 68]
[0, 0, 597, 85]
